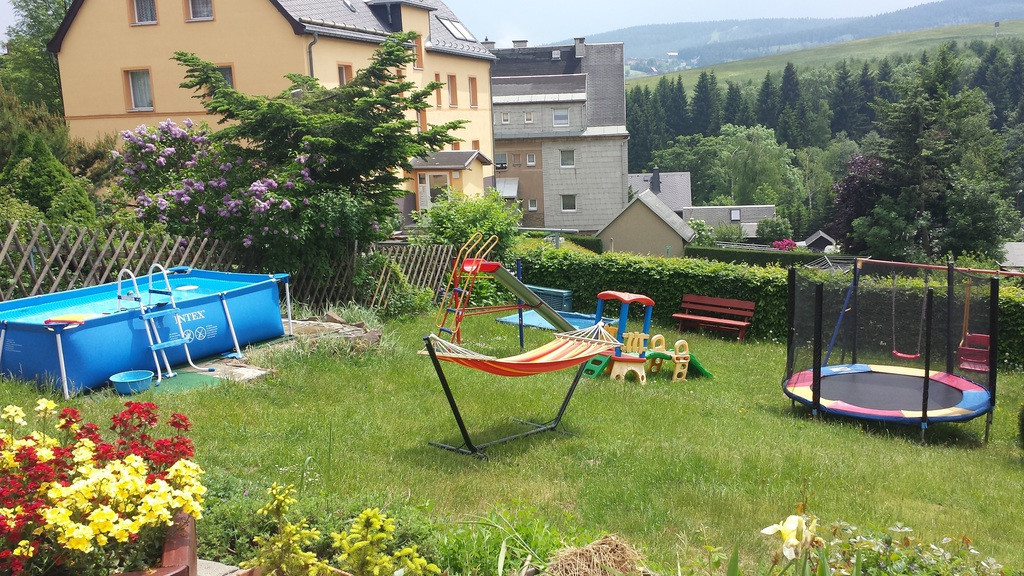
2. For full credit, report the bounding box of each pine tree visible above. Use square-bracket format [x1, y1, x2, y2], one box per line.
[830, 61, 864, 137]
[755, 71, 779, 129]
[690, 71, 722, 136]
[723, 82, 753, 127]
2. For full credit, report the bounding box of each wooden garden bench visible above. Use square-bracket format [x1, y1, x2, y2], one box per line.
[672, 294, 755, 341]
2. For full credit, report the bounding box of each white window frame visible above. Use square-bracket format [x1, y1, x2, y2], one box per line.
[133, 0, 157, 24]
[188, 0, 213, 20]
[553, 108, 569, 127]
[561, 195, 577, 212]
[526, 153, 536, 167]
[559, 149, 575, 168]
[730, 209, 741, 222]
[524, 111, 534, 124]
[527, 198, 538, 211]
[500, 111, 510, 124]
[128, 69, 154, 111]
[494, 152, 508, 170]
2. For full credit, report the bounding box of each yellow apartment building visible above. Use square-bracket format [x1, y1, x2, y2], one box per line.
[47, 0, 495, 214]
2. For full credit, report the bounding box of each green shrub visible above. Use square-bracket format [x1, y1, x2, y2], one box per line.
[353, 252, 433, 319]
[565, 234, 603, 253]
[685, 246, 825, 267]
[755, 217, 793, 243]
[687, 219, 715, 247]
[411, 188, 522, 261]
[1, 131, 78, 213]
[712, 224, 745, 243]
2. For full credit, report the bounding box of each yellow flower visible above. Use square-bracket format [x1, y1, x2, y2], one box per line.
[1, 404, 27, 426]
[34, 398, 58, 417]
[761, 514, 819, 560]
[13, 539, 35, 557]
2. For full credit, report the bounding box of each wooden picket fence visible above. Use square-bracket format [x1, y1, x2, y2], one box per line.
[0, 220, 242, 301]
[0, 220, 455, 311]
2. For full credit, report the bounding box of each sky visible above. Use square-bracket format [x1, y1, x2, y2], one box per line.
[0, 0, 935, 46]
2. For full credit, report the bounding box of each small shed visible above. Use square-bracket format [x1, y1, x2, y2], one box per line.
[597, 190, 696, 256]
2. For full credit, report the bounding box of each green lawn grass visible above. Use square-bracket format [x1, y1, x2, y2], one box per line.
[627, 19, 1024, 91]
[4, 312, 1022, 569]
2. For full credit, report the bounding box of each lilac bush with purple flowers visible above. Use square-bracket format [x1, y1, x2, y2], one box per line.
[115, 119, 316, 268]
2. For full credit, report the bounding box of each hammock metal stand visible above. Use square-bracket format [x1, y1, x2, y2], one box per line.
[422, 335, 589, 457]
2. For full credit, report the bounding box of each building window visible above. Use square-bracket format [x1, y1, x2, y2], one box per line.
[553, 108, 569, 126]
[526, 153, 536, 166]
[471, 139, 480, 151]
[133, 0, 157, 24]
[528, 198, 538, 211]
[524, 111, 534, 124]
[468, 76, 478, 107]
[561, 195, 577, 212]
[339, 64, 354, 86]
[416, 109, 427, 133]
[188, 0, 213, 20]
[216, 66, 233, 88]
[511, 153, 521, 167]
[452, 141, 460, 150]
[551, 49, 561, 60]
[126, 69, 154, 111]
[433, 73, 442, 105]
[500, 111, 510, 124]
[730, 209, 741, 222]
[494, 152, 508, 170]
[413, 37, 424, 69]
[447, 75, 458, 106]
[559, 149, 575, 168]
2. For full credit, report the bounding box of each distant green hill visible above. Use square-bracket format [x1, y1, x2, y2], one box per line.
[626, 19, 1024, 91]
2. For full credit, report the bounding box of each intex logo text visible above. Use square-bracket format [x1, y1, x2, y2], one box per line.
[175, 311, 206, 323]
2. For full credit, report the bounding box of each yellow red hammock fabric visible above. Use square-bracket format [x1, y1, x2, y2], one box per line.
[423, 323, 619, 377]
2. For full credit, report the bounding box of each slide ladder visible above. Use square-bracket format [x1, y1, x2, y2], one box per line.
[435, 234, 499, 342]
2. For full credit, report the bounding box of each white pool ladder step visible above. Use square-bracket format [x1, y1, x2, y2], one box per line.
[140, 264, 214, 383]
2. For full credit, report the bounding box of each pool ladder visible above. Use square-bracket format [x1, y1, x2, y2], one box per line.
[117, 266, 212, 384]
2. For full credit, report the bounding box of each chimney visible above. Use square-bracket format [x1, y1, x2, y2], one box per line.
[512, 40, 528, 48]
[574, 37, 586, 58]
[651, 165, 661, 194]
[481, 38, 495, 50]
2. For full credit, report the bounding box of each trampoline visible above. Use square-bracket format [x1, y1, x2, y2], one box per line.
[783, 364, 992, 424]
[782, 259, 999, 440]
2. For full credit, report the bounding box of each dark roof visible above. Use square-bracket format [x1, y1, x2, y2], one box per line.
[489, 41, 625, 128]
[49, 0, 495, 61]
[410, 150, 492, 170]
[492, 75, 587, 98]
[628, 171, 691, 211]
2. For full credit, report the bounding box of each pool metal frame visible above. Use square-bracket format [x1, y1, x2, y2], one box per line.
[782, 263, 998, 441]
[0, 265, 292, 398]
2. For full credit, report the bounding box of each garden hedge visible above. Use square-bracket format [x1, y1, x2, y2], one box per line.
[512, 247, 1024, 368]
[684, 245, 825, 267]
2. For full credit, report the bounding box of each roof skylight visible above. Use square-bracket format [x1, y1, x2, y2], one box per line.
[438, 16, 476, 42]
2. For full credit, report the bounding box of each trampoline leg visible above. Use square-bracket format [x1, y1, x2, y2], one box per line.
[920, 422, 927, 444]
[984, 412, 992, 444]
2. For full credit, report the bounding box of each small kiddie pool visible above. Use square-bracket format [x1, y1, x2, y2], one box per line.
[0, 267, 290, 396]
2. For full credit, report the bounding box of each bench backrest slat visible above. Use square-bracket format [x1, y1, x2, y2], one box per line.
[680, 295, 755, 318]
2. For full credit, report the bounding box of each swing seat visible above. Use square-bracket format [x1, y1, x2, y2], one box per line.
[891, 350, 921, 360]
[957, 333, 990, 372]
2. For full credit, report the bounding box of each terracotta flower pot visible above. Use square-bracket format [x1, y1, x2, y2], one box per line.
[114, 512, 199, 576]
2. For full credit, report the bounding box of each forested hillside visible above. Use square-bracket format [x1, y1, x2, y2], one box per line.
[582, 0, 1024, 63]
[626, 38, 1024, 261]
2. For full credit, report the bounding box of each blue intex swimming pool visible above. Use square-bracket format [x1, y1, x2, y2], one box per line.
[0, 267, 289, 396]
